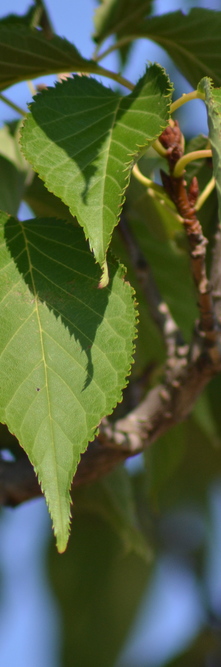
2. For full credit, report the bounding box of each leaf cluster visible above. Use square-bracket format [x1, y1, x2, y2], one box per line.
[0, 1, 221, 589]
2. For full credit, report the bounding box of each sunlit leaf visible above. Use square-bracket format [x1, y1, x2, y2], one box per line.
[21, 65, 172, 280]
[0, 213, 136, 551]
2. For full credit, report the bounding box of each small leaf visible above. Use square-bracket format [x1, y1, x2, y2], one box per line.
[134, 9, 221, 88]
[0, 23, 106, 92]
[21, 65, 172, 275]
[198, 77, 221, 219]
[0, 213, 137, 551]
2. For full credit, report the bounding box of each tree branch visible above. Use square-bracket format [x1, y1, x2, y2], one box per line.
[160, 121, 220, 346]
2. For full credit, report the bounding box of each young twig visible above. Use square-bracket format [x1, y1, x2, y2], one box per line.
[159, 121, 219, 347]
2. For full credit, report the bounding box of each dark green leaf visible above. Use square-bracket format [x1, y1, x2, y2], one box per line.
[134, 9, 221, 89]
[0, 6, 36, 27]
[93, 0, 153, 44]
[0, 23, 106, 92]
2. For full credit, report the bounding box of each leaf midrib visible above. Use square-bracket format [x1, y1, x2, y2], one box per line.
[20, 222, 65, 533]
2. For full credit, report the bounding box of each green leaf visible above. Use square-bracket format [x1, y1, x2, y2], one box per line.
[93, 0, 153, 44]
[21, 65, 172, 280]
[73, 466, 150, 559]
[134, 9, 221, 89]
[0, 23, 107, 92]
[198, 77, 221, 219]
[0, 213, 136, 551]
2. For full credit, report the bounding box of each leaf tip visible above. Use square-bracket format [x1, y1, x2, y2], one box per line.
[56, 535, 69, 554]
[98, 260, 109, 288]
[53, 512, 72, 553]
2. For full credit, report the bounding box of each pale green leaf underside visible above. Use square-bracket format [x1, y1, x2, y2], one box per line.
[0, 23, 106, 91]
[198, 77, 221, 220]
[0, 213, 136, 551]
[21, 65, 172, 273]
[135, 9, 221, 89]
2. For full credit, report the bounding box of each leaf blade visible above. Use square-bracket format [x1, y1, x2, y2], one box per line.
[21, 65, 172, 275]
[135, 9, 221, 89]
[93, 0, 153, 44]
[0, 213, 137, 551]
[0, 23, 107, 91]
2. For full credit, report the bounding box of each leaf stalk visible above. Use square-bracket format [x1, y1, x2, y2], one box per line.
[195, 177, 216, 211]
[173, 149, 212, 178]
[0, 93, 26, 117]
[171, 90, 205, 114]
